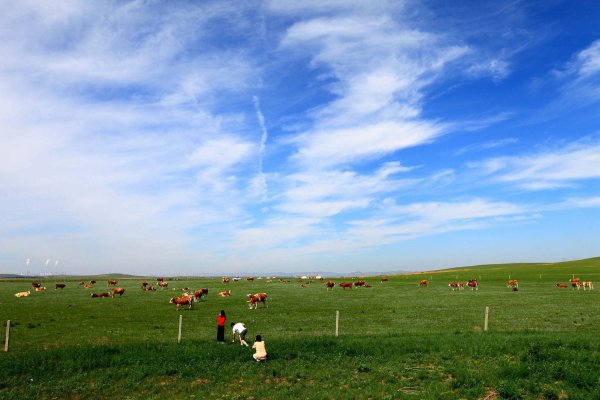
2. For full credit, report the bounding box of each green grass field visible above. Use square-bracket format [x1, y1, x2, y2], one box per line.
[1, 258, 599, 399]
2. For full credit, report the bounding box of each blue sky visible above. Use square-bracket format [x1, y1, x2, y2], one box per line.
[1, 1, 599, 276]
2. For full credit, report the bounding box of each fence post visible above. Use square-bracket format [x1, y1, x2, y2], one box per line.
[4, 320, 10, 352]
[484, 306, 489, 332]
[178, 315, 183, 343]
[335, 310, 339, 337]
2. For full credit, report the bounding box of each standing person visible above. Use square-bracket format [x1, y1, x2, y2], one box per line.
[252, 335, 267, 362]
[231, 322, 249, 346]
[217, 310, 226, 343]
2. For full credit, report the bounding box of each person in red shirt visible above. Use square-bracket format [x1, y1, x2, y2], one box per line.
[217, 310, 226, 343]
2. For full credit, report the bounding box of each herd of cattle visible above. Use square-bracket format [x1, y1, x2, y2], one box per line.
[12, 276, 595, 305]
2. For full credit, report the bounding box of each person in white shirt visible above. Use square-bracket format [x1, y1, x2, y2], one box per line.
[252, 335, 267, 362]
[231, 322, 248, 346]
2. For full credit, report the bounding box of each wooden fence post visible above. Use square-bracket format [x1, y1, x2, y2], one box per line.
[4, 320, 10, 352]
[178, 315, 183, 343]
[335, 310, 339, 337]
[484, 306, 489, 332]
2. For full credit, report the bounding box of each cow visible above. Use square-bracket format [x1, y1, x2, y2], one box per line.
[31, 282, 42, 288]
[248, 293, 268, 309]
[556, 283, 568, 288]
[141, 281, 148, 289]
[107, 279, 118, 286]
[448, 282, 461, 291]
[91, 292, 109, 298]
[381, 278, 389, 283]
[325, 281, 335, 290]
[194, 288, 209, 301]
[169, 296, 194, 310]
[89, 280, 96, 285]
[218, 290, 231, 297]
[79, 281, 85, 286]
[419, 280, 428, 287]
[233, 277, 242, 282]
[247, 277, 254, 281]
[570, 278, 581, 290]
[15, 291, 31, 297]
[581, 281, 594, 290]
[55, 283, 66, 290]
[222, 277, 231, 283]
[354, 280, 366, 287]
[111, 287, 125, 297]
[145, 284, 156, 291]
[507, 280, 519, 289]
[467, 279, 478, 290]
[339, 282, 353, 290]
[157, 281, 168, 289]
[84, 284, 93, 289]
[35, 286, 47, 291]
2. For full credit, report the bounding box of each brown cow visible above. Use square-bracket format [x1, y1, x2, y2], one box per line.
[354, 280, 366, 287]
[111, 287, 125, 297]
[248, 293, 268, 309]
[218, 290, 231, 297]
[381, 278, 389, 283]
[581, 281, 594, 290]
[141, 281, 148, 289]
[222, 277, 231, 283]
[32, 282, 42, 288]
[419, 280, 428, 287]
[169, 296, 194, 310]
[194, 288, 209, 301]
[107, 279, 118, 286]
[55, 283, 66, 289]
[35, 286, 47, 291]
[247, 277, 254, 281]
[556, 283, 568, 288]
[156, 278, 164, 282]
[91, 292, 109, 298]
[570, 278, 581, 290]
[339, 282, 353, 290]
[448, 282, 462, 291]
[325, 281, 335, 290]
[158, 281, 168, 289]
[145, 284, 156, 291]
[84, 284, 93, 289]
[467, 279, 478, 290]
[507, 280, 519, 288]
[89, 280, 96, 285]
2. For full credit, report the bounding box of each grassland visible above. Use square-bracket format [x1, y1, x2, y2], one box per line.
[1, 257, 599, 399]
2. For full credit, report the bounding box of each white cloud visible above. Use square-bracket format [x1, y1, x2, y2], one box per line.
[473, 142, 600, 189]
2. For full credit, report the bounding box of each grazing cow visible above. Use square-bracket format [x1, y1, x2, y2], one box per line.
[339, 282, 353, 290]
[141, 281, 148, 289]
[507, 280, 519, 289]
[570, 278, 582, 290]
[218, 290, 231, 297]
[381, 278, 389, 283]
[107, 279, 118, 286]
[354, 280, 366, 287]
[15, 291, 31, 297]
[467, 279, 478, 290]
[35, 286, 47, 291]
[556, 283, 568, 288]
[91, 292, 109, 298]
[194, 288, 209, 301]
[32, 282, 42, 288]
[325, 281, 335, 290]
[448, 282, 460, 291]
[158, 281, 168, 289]
[222, 277, 231, 283]
[247, 277, 254, 281]
[419, 280, 428, 287]
[55, 283, 66, 290]
[581, 281, 594, 290]
[84, 284, 93, 289]
[248, 293, 268, 309]
[111, 287, 125, 297]
[169, 296, 194, 310]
